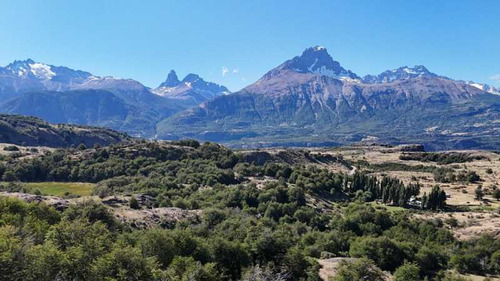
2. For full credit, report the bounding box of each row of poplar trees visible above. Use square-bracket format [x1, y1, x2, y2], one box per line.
[345, 172, 446, 209]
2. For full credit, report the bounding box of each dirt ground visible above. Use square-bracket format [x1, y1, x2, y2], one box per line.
[415, 211, 500, 240]
[308, 145, 500, 242]
[317, 258, 392, 281]
[325, 146, 500, 208]
[318, 257, 499, 281]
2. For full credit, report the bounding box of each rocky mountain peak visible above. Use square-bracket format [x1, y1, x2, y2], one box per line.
[2, 59, 95, 82]
[159, 70, 181, 88]
[182, 73, 201, 83]
[363, 65, 438, 83]
[152, 71, 230, 105]
[263, 46, 360, 80]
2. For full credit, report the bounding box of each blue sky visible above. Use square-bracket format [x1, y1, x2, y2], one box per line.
[1, 0, 499, 91]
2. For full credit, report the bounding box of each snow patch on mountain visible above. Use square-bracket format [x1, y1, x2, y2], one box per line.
[363, 65, 438, 83]
[467, 82, 500, 95]
[265, 46, 360, 80]
[29, 63, 56, 79]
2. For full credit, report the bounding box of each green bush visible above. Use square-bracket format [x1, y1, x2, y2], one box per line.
[393, 261, 421, 281]
[333, 258, 384, 281]
[3, 145, 19, 151]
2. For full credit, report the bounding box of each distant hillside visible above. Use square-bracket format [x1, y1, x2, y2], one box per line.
[0, 90, 167, 136]
[0, 114, 130, 147]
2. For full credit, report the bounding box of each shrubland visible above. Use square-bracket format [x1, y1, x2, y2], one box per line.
[0, 140, 498, 280]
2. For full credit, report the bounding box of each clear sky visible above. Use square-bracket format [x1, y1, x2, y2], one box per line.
[1, 0, 499, 91]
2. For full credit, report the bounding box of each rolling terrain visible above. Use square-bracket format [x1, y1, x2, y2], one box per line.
[0, 114, 129, 147]
[0, 138, 499, 280]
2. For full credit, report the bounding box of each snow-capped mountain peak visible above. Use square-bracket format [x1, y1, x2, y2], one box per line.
[363, 65, 438, 83]
[5, 59, 36, 77]
[3, 59, 95, 82]
[5, 59, 56, 79]
[29, 62, 56, 79]
[466, 82, 500, 95]
[152, 70, 230, 105]
[263, 46, 360, 80]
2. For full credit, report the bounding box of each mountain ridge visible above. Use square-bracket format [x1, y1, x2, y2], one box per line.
[0, 113, 129, 147]
[152, 70, 230, 106]
[1, 48, 499, 150]
[157, 47, 500, 150]
[0, 60, 225, 136]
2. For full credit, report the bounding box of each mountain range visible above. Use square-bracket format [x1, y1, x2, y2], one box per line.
[1, 47, 499, 150]
[157, 46, 500, 150]
[0, 60, 228, 137]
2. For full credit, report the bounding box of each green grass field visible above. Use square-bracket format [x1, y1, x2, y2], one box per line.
[24, 182, 95, 197]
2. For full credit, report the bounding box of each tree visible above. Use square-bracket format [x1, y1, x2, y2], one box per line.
[467, 171, 480, 183]
[475, 187, 484, 201]
[421, 193, 428, 210]
[293, 207, 315, 224]
[90, 245, 160, 281]
[210, 239, 249, 280]
[0, 226, 24, 281]
[493, 189, 500, 201]
[159, 256, 219, 281]
[393, 261, 420, 281]
[2, 171, 17, 182]
[24, 244, 65, 281]
[425, 186, 447, 210]
[202, 208, 227, 229]
[283, 247, 309, 280]
[490, 250, 500, 274]
[139, 229, 177, 268]
[349, 237, 406, 271]
[333, 258, 384, 281]
[62, 200, 119, 231]
[3, 145, 19, 151]
[45, 220, 111, 279]
[129, 197, 140, 209]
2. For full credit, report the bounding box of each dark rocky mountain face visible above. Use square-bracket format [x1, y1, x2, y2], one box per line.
[157, 47, 500, 150]
[152, 70, 230, 106]
[159, 70, 181, 88]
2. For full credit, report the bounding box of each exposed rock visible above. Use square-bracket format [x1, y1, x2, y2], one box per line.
[0, 192, 69, 210]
